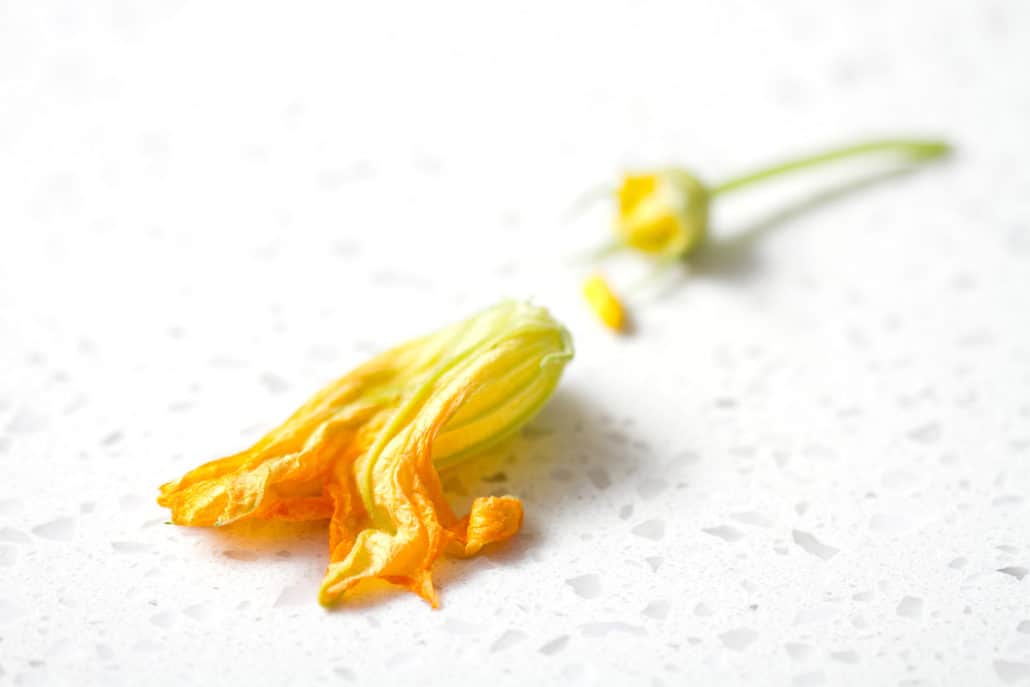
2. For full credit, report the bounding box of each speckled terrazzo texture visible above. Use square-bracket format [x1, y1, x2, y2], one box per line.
[1, 1, 1029, 685]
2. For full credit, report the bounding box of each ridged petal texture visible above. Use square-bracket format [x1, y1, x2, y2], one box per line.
[158, 301, 573, 607]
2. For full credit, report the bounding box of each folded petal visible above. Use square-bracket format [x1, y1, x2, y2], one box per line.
[458, 496, 523, 556]
[319, 306, 570, 606]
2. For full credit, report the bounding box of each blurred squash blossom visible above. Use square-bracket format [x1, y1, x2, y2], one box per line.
[617, 169, 709, 259]
[583, 138, 952, 331]
[158, 301, 573, 608]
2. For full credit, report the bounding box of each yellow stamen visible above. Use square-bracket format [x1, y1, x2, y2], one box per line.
[582, 273, 627, 332]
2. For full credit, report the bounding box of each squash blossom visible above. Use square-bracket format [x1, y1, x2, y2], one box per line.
[585, 138, 952, 329]
[158, 301, 573, 607]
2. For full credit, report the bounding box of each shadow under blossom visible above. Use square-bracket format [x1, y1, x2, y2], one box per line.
[430, 387, 632, 599]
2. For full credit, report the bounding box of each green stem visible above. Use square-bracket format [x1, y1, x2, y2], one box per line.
[710, 138, 951, 196]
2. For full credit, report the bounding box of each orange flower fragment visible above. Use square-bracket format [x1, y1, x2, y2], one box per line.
[158, 301, 573, 607]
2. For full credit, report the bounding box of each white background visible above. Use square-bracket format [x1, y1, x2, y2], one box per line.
[1, 1, 1029, 685]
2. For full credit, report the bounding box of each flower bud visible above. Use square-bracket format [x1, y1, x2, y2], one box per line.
[616, 169, 710, 258]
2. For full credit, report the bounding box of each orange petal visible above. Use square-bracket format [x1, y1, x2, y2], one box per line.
[157, 420, 362, 526]
[257, 496, 335, 522]
[457, 496, 523, 556]
[318, 362, 529, 607]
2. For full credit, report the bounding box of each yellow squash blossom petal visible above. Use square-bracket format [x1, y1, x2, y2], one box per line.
[616, 169, 709, 258]
[319, 307, 569, 606]
[157, 301, 573, 607]
[582, 273, 627, 332]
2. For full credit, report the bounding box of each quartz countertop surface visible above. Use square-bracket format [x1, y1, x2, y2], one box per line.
[2, 1, 1029, 685]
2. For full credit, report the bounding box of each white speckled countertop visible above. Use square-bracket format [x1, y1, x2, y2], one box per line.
[2, 1, 1029, 685]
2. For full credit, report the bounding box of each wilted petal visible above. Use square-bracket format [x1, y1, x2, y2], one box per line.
[319, 302, 571, 606]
